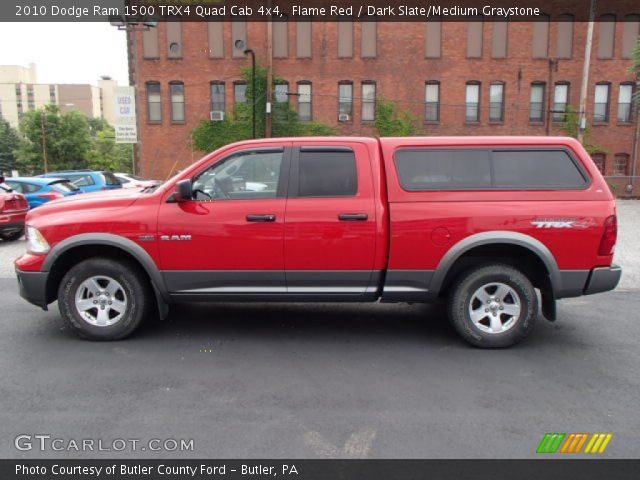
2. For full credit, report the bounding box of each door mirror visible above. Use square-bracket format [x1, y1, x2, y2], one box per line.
[0, 175, 5, 184]
[174, 179, 193, 202]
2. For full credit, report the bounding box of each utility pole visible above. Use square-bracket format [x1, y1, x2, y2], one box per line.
[40, 110, 48, 173]
[545, 58, 556, 135]
[265, 0, 274, 138]
[578, 0, 597, 143]
[630, 74, 640, 195]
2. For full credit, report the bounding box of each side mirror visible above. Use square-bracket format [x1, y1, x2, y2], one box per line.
[174, 179, 193, 202]
[0, 175, 5, 184]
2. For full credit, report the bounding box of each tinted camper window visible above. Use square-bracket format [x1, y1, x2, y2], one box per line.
[492, 150, 586, 188]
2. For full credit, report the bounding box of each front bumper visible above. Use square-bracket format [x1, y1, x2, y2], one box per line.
[584, 264, 622, 295]
[15, 268, 49, 310]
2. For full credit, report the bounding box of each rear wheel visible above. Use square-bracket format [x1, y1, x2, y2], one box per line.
[447, 264, 538, 348]
[58, 258, 149, 340]
[1, 229, 24, 241]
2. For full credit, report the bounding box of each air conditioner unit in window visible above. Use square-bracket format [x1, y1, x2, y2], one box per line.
[338, 113, 350, 122]
[210, 111, 224, 121]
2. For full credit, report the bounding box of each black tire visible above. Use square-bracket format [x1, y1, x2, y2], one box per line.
[58, 257, 149, 340]
[447, 264, 538, 348]
[1, 229, 24, 241]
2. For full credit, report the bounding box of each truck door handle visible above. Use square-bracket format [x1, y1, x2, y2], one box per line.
[246, 214, 276, 222]
[338, 213, 368, 221]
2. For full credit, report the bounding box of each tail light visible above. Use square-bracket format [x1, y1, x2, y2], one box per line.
[37, 191, 63, 201]
[598, 215, 617, 256]
[1, 195, 28, 212]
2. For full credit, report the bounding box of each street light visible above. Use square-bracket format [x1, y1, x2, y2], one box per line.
[236, 42, 256, 139]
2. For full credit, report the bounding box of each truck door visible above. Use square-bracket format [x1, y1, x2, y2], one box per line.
[284, 143, 378, 296]
[157, 145, 291, 295]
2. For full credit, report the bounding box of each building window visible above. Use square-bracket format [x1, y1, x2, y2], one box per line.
[491, 20, 508, 58]
[361, 82, 376, 121]
[489, 82, 505, 122]
[532, 14, 550, 58]
[274, 82, 289, 103]
[467, 20, 483, 58]
[207, 22, 224, 58]
[169, 82, 185, 122]
[27, 85, 35, 110]
[49, 85, 56, 104]
[166, 22, 183, 59]
[338, 82, 353, 121]
[618, 84, 633, 123]
[530, 83, 545, 122]
[338, 17, 354, 58]
[622, 14, 640, 58]
[592, 153, 606, 174]
[210, 82, 225, 113]
[598, 14, 616, 59]
[425, 82, 440, 122]
[146, 82, 161, 123]
[15, 85, 23, 117]
[143, 27, 160, 59]
[553, 83, 570, 122]
[594, 83, 610, 122]
[232, 21, 247, 58]
[273, 16, 289, 58]
[297, 82, 312, 121]
[425, 18, 442, 58]
[465, 82, 481, 122]
[557, 14, 574, 58]
[361, 16, 377, 58]
[614, 153, 629, 176]
[234, 82, 247, 105]
[296, 19, 312, 58]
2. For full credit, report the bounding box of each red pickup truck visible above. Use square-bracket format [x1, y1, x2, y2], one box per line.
[15, 136, 621, 347]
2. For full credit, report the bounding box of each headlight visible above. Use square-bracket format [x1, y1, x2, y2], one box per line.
[26, 226, 50, 254]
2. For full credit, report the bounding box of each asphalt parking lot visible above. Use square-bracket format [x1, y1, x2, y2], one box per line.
[0, 201, 639, 459]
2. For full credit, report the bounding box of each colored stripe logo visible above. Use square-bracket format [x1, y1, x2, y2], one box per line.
[537, 433, 613, 454]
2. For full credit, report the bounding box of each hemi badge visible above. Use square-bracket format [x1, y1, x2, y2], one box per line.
[138, 235, 155, 242]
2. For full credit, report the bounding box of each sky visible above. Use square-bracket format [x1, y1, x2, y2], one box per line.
[0, 22, 129, 85]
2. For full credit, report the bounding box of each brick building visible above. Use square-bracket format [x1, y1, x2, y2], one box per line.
[131, 17, 640, 194]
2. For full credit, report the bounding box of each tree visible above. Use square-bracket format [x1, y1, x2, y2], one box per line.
[560, 105, 606, 155]
[86, 122, 133, 173]
[0, 118, 22, 175]
[374, 98, 419, 137]
[192, 64, 334, 153]
[17, 104, 92, 174]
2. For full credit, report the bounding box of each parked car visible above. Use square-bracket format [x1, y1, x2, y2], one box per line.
[15, 137, 621, 346]
[0, 176, 29, 241]
[114, 173, 161, 190]
[4, 177, 81, 209]
[40, 170, 121, 193]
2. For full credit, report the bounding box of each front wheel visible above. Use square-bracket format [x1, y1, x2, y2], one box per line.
[58, 258, 149, 340]
[447, 264, 538, 348]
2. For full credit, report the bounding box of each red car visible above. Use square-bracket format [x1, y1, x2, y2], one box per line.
[0, 176, 29, 241]
[15, 137, 621, 347]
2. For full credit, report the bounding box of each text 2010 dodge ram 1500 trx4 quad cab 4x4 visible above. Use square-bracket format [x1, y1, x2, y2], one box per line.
[15, 137, 621, 347]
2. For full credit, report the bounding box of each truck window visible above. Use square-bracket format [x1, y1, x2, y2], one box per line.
[492, 150, 587, 188]
[192, 150, 283, 200]
[394, 149, 491, 190]
[298, 150, 357, 197]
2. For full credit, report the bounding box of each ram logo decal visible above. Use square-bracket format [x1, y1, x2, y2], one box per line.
[160, 234, 192, 241]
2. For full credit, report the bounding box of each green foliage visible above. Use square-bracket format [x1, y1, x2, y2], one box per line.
[192, 64, 335, 153]
[560, 105, 607, 155]
[630, 37, 640, 107]
[86, 123, 134, 173]
[14, 105, 133, 175]
[374, 98, 419, 137]
[17, 104, 92, 174]
[0, 118, 22, 174]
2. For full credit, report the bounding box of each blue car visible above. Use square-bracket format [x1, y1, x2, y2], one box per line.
[40, 170, 122, 193]
[4, 177, 82, 209]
